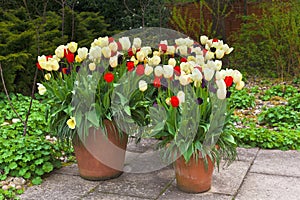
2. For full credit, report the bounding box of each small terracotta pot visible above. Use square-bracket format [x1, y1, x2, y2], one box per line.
[174, 154, 214, 193]
[73, 120, 128, 180]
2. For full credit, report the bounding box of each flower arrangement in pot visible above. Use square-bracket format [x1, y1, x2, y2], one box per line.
[117, 35, 245, 193]
[35, 36, 154, 180]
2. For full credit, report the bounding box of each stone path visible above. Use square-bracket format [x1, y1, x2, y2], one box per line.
[19, 143, 300, 200]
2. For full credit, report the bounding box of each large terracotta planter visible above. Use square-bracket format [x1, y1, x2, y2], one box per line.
[174, 154, 214, 193]
[73, 120, 128, 180]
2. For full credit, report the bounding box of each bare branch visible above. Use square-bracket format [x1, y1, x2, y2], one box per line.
[0, 63, 25, 124]
[123, 0, 142, 18]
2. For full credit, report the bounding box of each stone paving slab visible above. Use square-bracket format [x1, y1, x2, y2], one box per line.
[81, 193, 150, 200]
[250, 149, 300, 177]
[236, 147, 259, 162]
[87, 166, 174, 199]
[235, 172, 300, 200]
[19, 173, 99, 200]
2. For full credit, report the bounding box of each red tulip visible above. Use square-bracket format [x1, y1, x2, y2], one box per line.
[126, 61, 135, 71]
[170, 96, 180, 107]
[104, 72, 114, 83]
[136, 64, 145, 76]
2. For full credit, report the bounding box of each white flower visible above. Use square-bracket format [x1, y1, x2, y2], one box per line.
[191, 68, 203, 82]
[119, 37, 131, 51]
[133, 38, 142, 49]
[55, 45, 65, 59]
[154, 65, 164, 77]
[175, 38, 185, 46]
[214, 60, 222, 70]
[109, 56, 118, 68]
[163, 65, 174, 79]
[166, 46, 175, 55]
[109, 41, 118, 52]
[67, 117, 76, 129]
[232, 70, 243, 83]
[203, 68, 215, 81]
[67, 42, 78, 53]
[97, 36, 109, 47]
[200, 35, 208, 45]
[205, 51, 215, 60]
[44, 73, 51, 80]
[136, 51, 145, 62]
[144, 64, 153, 76]
[168, 58, 176, 67]
[177, 45, 188, 56]
[37, 83, 46, 95]
[101, 46, 111, 58]
[138, 80, 147, 92]
[216, 79, 226, 90]
[177, 91, 185, 103]
[89, 63, 96, 71]
[191, 47, 203, 55]
[179, 74, 191, 86]
[160, 40, 168, 45]
[215, 71, 224, 80]
[217, 88, 227, 99]
[184, 38, 194, 47]
[196, 55, 205, 66]
[236, 81, 245, 90]
[12, 118, 21, 123]
[89, 46, 102, 62]
[140, 46, 152, 56]
[180, 62, 193, 74]
[148, 55, 161, 66]
[215, 49, 225, 59]
[78, 47, 88, 60]
[48, 58, 59, 71]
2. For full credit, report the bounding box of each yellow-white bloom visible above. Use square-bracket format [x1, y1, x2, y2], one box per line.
[67, 117, 76, 129]
[179, 74, 191, 86]
[89, 63, 96, 71]
[165, 97, 171, 105]
[138, 80, 147, 92]
[168, 58, 176, 67]
[55, 45, 65, 59]
[215, 49, 225, 59]
[216, 79, 226, 90]
[180, 62, 193, 74]
[217, 88, 227, 99]
[203, 67, 215, 81]
[154, 65, 164, 77]
[177, 91, 185, 103]
[191, 47, 203, 55]
[191, 68, 202, 82]
[89, 46, 102, 62]
[67, 42, 78, 53]
[136, 51, 145, 62]
[205, 51, 215, 60]
[133, 37, 142, 49]
[44, 73, 51, 80]
[214, 60, 222, 71]
[78, 47, 88, 60]
[177, 45, 188, 56]
[109, 41, 118, 52]
[163, 65, 174, 79]
[144, 64, 153, 76]
[98, 36, 109, 47]
[119, 37, 131, 51]
[184, 37, 194, 47]
[75, 55, 82, 63]
[37, 83, 46, 95]
[236, 81, 245, 90]
[175, 38, 185, 46]
[196, 55, 205, 66]
[232, 70, 243, 83]
[148, 55, 161, 66]
[102, 46, 111, 58]
[109, 56, 118, 68]
[200, 35, 208, 45]
[166, 46, 175, 55]
[48, 58, 59, 71]
[140, 46, 152, 56]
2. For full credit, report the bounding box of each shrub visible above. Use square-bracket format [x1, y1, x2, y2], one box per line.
[228, 88, 256, 109]
[260, 85, 298, 101]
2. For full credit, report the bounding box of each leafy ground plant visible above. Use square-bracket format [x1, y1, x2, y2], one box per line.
[228, 88, 256, 109]
[260, 85, 298, 101]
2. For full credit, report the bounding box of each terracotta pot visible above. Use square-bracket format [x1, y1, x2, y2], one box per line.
[73, 120, 128, 180]
[174, 154, 214, 193]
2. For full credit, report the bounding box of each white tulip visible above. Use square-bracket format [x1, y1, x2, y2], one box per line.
[236, 81, 245, 90]
[109, 41, 118, 52]
[109, 56, 118, 68]
[154, 65, 164, 77]
[177, 91, 185, 103]
[98, 36, 109, 47]
[133, 38, 142, 49]
[77, 47, 88, 60]
[215, 49, 225, 59]
[191, 68, 203, 82]
[55, 45, 65, 59]
[144, 64, 153, 76]
[203, 67, 215, 81]
[163, 65, 174, 79]
[37, 83, 46, 95]
[168, 58, 176, 67]
[119, 37, 131, 51]
[67, 42, 78, 53]
[217, 88, 227, 99]
[89, 63, 96, 71]
[200, 35, 208, 45]
[89, 46, 102, 62]
[138, 80, 147, 92]
[102, 46, 111, 58]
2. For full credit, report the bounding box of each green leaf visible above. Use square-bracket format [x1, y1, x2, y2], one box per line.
[9, 162, 18, 169]
[32, 177, 42, 185]
[42, 162, 54, 173]
[124, 106, 131, 116]
[35, 168, 44, 176]
[87, 111, 99, 127]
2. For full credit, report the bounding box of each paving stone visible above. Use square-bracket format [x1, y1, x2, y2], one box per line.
[82, 193, 150, 200]
[54, 163, 79, 176]
[211, 161, 251, 195]
[89, 166, 174, 199]
[19, 174, 99, 200]
[236, 147, 259, 162]
[160, 181, 233, 200]
[235, 172, 300, 200]
[127, 138, 159, 153]
[250, 149, 300, 177]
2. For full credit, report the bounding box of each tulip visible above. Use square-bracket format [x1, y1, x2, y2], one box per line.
[48, 58, 60, 71]
[177, 45, 188, 56]
[166, 46, 175, 55]
[109, 41, 118, 52]
[37, 83, 46, 95]
[144, 64, 153, 76]
[136, 51, 145, 62]
[175, 38, 185, 46]
[98, 36, 109, 47]
[215, 49, 225, 59]
[177, 91, 185, 103]
[119, 37, 131, 51]
[205, 51, 214, 60]
[200, 35, 208, 45]
[89, 46, 102, 62]
[89, 63, 96, 71]
[170, 96, 180, 107]
[154, 65, 164, 77]
[191, 68, 203, 82]
[133, 37, 142, 49]
[216, 79, 226, 90]
[203, 68, 215, 81]
[217, 88, 226, 99]
[163, 65, 174, 79]
[168, 58, 176, 67]
[140, 46, 152, 56]
[55, 45, 65, 59]
[236, 81, 245, 90]
[179, 74, 191, 86]
[149, 55, 161, 66]
[67, 42, 78, 53]
[109, 56, 118, 68]
[44, 73, 51, 80]
[67, 117, 76, 129]
[184, 38, 194, 47]
[102, 46, 111, 58]
[138, 80, 147, 92]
